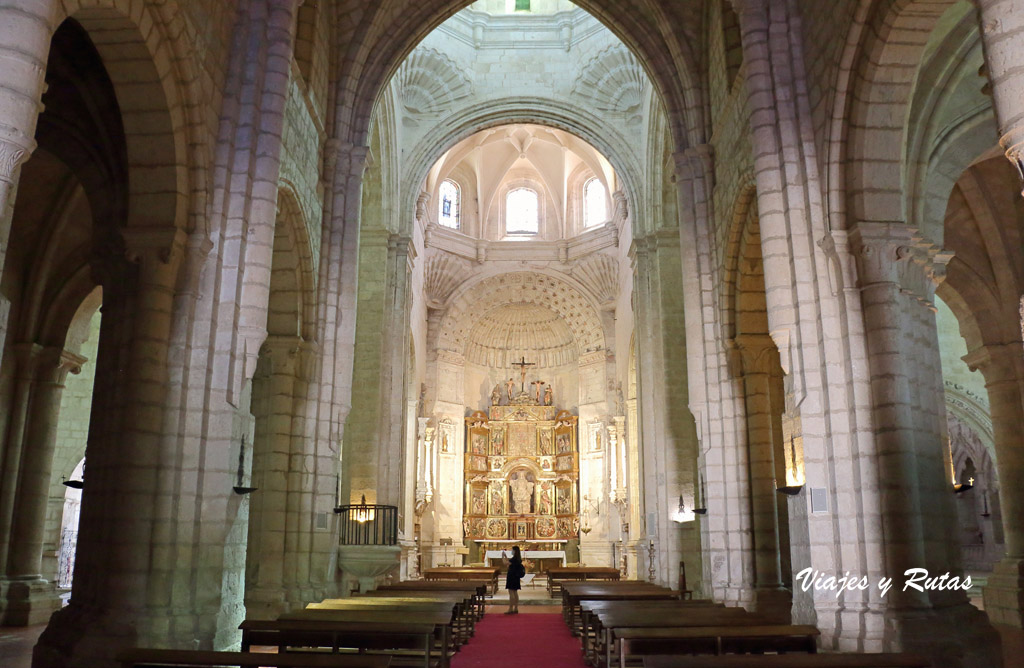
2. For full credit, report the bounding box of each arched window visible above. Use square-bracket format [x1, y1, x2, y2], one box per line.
[506, 0, 531, 11]
[438, 179, 460, 229]
[506, 188, 539, 235]
[584, 178, 607, 228]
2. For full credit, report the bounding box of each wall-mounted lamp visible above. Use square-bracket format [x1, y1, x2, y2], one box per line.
[353, 494, 376, 523]
[581, 494, 599, 534]
[62, 476, 84, 490]
[953, 476, 974, 494]
[671, 495, 693, 523]
[693, 474, 707, 515]
[233, 437, 257, 495]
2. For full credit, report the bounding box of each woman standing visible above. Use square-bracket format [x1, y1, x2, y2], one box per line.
[502, 545, 525, 614]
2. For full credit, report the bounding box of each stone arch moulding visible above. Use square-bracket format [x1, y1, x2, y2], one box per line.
[274, 185, 318, 341]
[830, 0, 963, 228]
[398, 99, 645, 235]
[58, 0, 199, 240]
[334, 0, 705, 155]
[435, 271, 608, 361]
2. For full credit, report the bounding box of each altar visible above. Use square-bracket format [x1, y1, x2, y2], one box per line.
[463, 369, 579, 564]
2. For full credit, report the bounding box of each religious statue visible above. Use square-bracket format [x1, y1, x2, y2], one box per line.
[490, 485, 504, 515]
[615, 381, 625, 415]
[490, 383, 502, 406]
[505, 377, 516, 401]
[539, 481, 553, 515]
[544, 385, 553, 406]
[509, 473, 535, 514]
[472, 490, 486, 515]
[441, 432, 450, 453]
[539, 429, 553, 455]
[463, 518, 471, 537]
[491, 428, 506, 455]
[531, 380, 544, 404]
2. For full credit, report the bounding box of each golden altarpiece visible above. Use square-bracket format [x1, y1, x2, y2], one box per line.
[463, 386, 579, 568]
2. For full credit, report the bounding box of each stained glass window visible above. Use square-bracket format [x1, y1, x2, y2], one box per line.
[439, 179, 460, 229]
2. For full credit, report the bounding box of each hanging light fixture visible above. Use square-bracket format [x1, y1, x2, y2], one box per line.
[693, 474, 707, 515]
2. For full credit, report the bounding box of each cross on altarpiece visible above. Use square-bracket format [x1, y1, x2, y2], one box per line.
[511, 356, 536, 393]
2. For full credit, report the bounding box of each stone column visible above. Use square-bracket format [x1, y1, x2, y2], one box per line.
[974, 0, 1024, 195]
[245, 336, 302, 619]
[0, 348, 83, 625]
[849, 222, 1000, 666]
[966, 343, 1024, 627]
[0, 0, 57, 368]
[628, 229, 701, 589]
[734, 335, 789, 621]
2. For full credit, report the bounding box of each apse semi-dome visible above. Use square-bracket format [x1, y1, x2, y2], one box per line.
[464, 302, 577, 368]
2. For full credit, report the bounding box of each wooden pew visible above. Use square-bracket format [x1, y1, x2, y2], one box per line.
[590, 607, 775, 668]
[641, 654, 932, 667]
[309, 596, 472, 646]
[118, 649, 391, 667]
[373, 582, 486, 620]
[577, 601, 724, 662]
[239, 614, 447, 668]
[546, 565, 621, 595]
[422, 567, 500, 595]
[560, 582, 677, 631]
[615, 625, 821, 668]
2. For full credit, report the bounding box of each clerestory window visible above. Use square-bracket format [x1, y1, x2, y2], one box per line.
[438, 179, 460, 229]
[583, 178, 607, 229]
[506, 188, 539, 235]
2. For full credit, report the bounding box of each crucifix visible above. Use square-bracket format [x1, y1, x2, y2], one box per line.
[511, 355, 536, 394]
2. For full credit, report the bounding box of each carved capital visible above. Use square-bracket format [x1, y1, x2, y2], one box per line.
[849, 222, 950, 306]
[0, 138, 32, 184]
[963, 343, 1024, 386]
[732, 333, 777, 376]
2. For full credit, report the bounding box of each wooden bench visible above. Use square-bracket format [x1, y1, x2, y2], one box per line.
[371, 583, 486, 620]
[239, 615, 446, 668]
[591, 607, 774, 668]
[422, 567, 500, 595]
[560, 582, 678, 631]
[309, 597, 473, 646]
[641, 654, 932, 667]
[577, 598, 720, 659]
[616, 625, 821, 668]
[547, 565, 621, 595]
[118, 649, 391, 667]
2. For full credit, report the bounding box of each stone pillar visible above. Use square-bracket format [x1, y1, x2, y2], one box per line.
[245, 336, 303, 619]
[966, 343, 1024, 627]
[849, 222, 1000, 666]
[734, 335, 790, 621]
[975, 0, 1024, 196]
[628, 229, 701, 589]
[0, 0, 57, 368]
[0, 348, 83, 625]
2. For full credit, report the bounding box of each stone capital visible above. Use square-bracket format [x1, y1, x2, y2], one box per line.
[672, 144, 715, 184]
[731, 333, 777, 376]
[0, 136, 34, 184]
[415, 190, 431, 223]
[849, 222, 951, 305]
[963, 343, 1024, 386]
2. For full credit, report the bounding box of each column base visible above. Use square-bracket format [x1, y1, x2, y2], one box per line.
[0, 575, 61, 626]
[983, 556, 1024, 628]
[33, 604, 135, 668]
[752, 586, 792, 623]
[243, 587, 287, 621]
[887, 601, 1002, 668]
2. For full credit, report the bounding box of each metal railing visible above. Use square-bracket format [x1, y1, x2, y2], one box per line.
[336, 503, 398, 546]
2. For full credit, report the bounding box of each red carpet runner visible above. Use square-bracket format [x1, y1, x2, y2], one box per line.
[452, 613, 588, 668]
